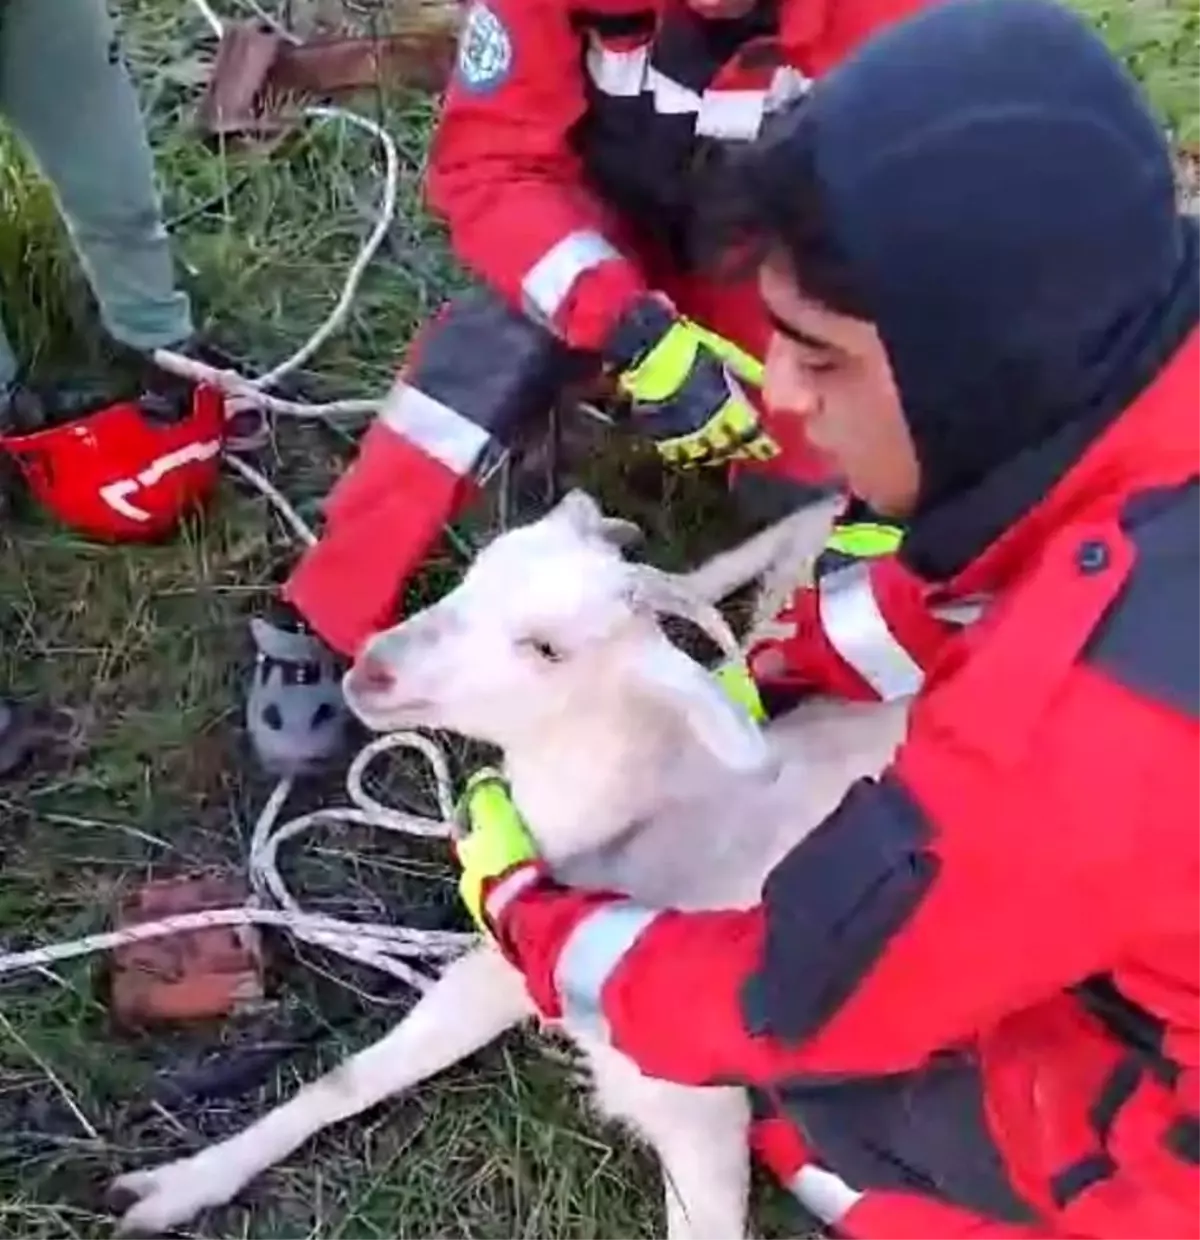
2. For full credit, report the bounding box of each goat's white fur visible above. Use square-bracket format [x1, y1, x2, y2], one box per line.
[110, 489, 911, 1237]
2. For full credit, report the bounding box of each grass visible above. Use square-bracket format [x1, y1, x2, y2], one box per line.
[0, 0, 1195, 1237]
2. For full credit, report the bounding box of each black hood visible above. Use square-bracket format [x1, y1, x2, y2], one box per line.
[801, 0, 1199, 578]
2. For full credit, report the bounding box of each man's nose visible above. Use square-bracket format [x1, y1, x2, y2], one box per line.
[763, 356, 818, 421]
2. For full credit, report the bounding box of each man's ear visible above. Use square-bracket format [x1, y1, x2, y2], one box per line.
[631, 633, 772, 773]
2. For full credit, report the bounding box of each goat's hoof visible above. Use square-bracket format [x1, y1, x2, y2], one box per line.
[108, 1158, 236, 1234]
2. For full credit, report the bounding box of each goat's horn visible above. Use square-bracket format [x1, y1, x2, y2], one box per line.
[554, 488, 644, 548]
[626, 565, 742, 662]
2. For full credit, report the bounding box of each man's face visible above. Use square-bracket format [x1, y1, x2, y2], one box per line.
[759, 254, 920, 518]
[682, 0, 760, 18]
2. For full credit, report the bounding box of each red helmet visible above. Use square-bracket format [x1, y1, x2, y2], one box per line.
[1, 382, 225, 542]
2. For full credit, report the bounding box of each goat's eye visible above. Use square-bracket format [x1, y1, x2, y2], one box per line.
[521, 636, 565, 664]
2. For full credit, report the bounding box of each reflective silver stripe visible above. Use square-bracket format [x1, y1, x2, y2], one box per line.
[587, 43, 811, 137]
[553, 901, 658, 1041]
[588, 51, 705, 118]
[931, 596, 989, 626]
[817, 560, 925, 700]
[696, 89, 766, 140]
[647, 66, 701, 114]
[586, 45, 700, 114]
[377, 380, 490, 476]
[788, 1165, 862, 1224]
[484, 863, 541, 923]
[584, 41, 810, 142]
[695, 70, 810, 140]
[585, 39, 648, 96]
[521, 230, 623, 324]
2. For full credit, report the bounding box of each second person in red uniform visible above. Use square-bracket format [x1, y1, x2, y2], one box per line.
[246, 0, 940, 776]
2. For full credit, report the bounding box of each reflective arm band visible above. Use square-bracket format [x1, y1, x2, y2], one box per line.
[817, 560, 924, 700]
[378, 380, 491, 477]
[789, 1166, 863, 1225]
[553, 900, 660, 1042]
[521, 230, 625, 328]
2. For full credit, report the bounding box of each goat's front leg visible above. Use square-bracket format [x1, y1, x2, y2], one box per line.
[110, 944, 533, 1235]
[586, 1043, 752, 1239]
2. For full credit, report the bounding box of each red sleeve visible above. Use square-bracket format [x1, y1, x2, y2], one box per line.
[493, 670, 1188, 1087]
[749, 554, 962, 705]
[425, 0, 648, 352]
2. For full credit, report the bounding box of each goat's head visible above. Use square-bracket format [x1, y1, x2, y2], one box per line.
[342, 489, 770, 774]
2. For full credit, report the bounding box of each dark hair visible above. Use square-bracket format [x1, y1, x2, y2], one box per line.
[692, 100, 872, 320]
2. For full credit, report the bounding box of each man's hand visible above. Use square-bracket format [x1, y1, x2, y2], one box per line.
[604, 296, 778, 468]
[455, 767, 542, 933]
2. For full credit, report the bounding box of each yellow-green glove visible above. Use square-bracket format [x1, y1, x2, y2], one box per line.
[712, 656, 768, 723]
[688, 323, 766, 388]
[604, 296, 777, 469]
[454, 767, 541, 932]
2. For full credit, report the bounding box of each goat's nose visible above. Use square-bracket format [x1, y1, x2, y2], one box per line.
[350, 654, 396, 694]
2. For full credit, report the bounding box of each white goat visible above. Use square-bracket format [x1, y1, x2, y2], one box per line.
[110, 489, 912, 1237]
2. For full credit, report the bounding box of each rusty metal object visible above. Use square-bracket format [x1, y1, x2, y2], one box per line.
[197, 5, 464, 140]
[272, 27, 459, 96]
[109, 875, 265, 1028]
[198, 21, 291, 139]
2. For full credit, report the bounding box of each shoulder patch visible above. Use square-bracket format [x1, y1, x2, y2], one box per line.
[455, 1, 514, 94]
[1083, 479, 1199, 720]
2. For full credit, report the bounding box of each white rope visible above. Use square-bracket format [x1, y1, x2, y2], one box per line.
[221, 452, 318, 547]
[0, 0, 481, 995]
[0, 0, 790, 1002]
[151, 103, 398, 427]
[189, 0, 224, 35]
[0, 732, 477, 990]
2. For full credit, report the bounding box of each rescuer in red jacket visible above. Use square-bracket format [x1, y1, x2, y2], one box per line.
[251, 0, 940, 776]
[449, 0, 1200, 1234]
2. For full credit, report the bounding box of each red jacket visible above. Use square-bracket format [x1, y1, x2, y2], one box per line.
[748, 543, 965, 706]
[484, 330, 1200, 1237]
[427, 0, 930, 358]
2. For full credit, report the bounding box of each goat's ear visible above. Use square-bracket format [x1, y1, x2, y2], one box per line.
[632, 634, 772, 774]
[554, 488, 643, 549]
[598, 516, 644, 549]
